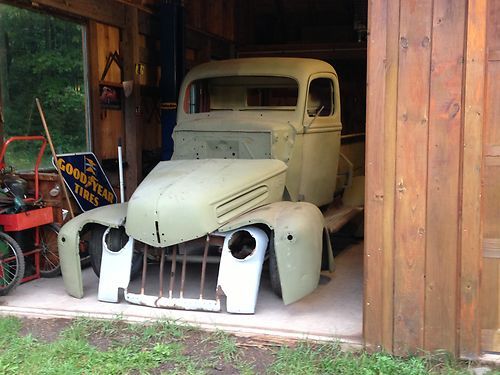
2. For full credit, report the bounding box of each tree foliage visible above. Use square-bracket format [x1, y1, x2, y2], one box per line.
[0, 4, 86, 169]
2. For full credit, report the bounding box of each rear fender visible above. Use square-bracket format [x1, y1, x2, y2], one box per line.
[219, 201, 333, 305]
[58, 203, 128, 298]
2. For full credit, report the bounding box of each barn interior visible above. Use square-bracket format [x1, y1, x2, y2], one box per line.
[0, 0, 367, 344]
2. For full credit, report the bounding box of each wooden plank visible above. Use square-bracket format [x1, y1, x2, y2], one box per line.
[484, 238, 500, 258]
[206, 0, 223, 37]
[424, 0, 466, 353]
[488, 0, 500, 55]
[92, 23, 124, 160]
[481, 329, 500, 353]
[381, 0, 400, 352]
[97, 24, 121, 83]
[483, 167, 500, 238]
[459, 0, 487, 360]
[17, 0, 126, 27]
[222, 0, 235, 41]
[364, 0, 388, 351]
[323, 206, 363, 234]
[480, 260, 499, 332]
[393, 0, 433, 355]
[484, 63, 500, 145]
[97, 110, 125, 160]
[87, 21, 102, 156]
[122, 7, 143, 197]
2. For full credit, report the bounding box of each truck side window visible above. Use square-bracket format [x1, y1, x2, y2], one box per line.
[307, 78, 334, 117]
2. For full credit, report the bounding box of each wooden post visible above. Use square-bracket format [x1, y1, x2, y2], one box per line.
[459, 0, 487, 360]
[87, 20, 102, 156]
[392, 0, 433, 355]
[122, 7, 143, 198]
[364, 0, 389, 351]
[424, 0, 466, 353]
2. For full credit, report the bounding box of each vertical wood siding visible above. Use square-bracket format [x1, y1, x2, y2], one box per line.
[366, 0, 487, 357]
[424, 0, 466, 353]
[480, 0, 500, 354]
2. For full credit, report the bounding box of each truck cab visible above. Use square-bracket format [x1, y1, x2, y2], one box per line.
[58, 58, 346, 314]
[173, 57, 342, 206]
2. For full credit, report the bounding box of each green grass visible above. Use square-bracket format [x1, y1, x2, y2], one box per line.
[0, 316, 496, 375]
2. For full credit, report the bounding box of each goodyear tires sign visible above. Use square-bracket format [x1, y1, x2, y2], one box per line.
[54, 153, 117, 212]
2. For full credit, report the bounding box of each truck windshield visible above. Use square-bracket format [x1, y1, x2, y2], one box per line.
[183, 76, 298, 113]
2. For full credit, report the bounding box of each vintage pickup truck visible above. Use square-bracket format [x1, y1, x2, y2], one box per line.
[58, 57, 361, 314]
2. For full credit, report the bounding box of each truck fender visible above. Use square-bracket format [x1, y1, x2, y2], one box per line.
[219, 201, 333, 305]
[58, 203, 129, 298]
[97, 227, 134, 303]
[217, 226, 268, 313]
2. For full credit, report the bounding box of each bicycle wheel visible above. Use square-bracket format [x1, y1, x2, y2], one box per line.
[0, 231, 25, 296]
[39, 223, 61, 278]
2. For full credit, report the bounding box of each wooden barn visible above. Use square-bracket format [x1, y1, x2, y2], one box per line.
[0, 0, 498, 360]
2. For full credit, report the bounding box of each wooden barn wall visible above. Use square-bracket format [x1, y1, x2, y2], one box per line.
[481, 0, 500, 354]
[184, 0, 236, 69]
[365, 0, 489, 357]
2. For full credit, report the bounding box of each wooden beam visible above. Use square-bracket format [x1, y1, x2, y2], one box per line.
[459, 0, 487, 360]
[424, 0, 466, 353]
[122, 7, 143, 197]
[87, 21, 102, 156]
[8, 0, 126, 27]
[393, 0, 433, 355]
[380, 0, 399, 353]
[364, 0, 388, 351]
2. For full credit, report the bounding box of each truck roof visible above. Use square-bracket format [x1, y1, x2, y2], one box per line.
[183, 57, 337, 82]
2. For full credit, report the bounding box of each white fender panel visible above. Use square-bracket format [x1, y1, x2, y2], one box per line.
[97, 228, 134, 303]
[219, 201, 329, 305]
[217, 227, 268, 314]
[58, 203, 129, 298]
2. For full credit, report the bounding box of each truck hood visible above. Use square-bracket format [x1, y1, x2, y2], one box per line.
[125, 159, 287, 247]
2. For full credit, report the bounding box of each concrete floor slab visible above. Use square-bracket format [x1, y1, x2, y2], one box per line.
[0, 242, 363, 344]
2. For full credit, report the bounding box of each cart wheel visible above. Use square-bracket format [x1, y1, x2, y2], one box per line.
[0, 232, 25, 296]
[39, 223, 61, 278]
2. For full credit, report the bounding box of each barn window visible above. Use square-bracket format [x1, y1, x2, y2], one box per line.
[0, 4, 89, 170]
[307, 78, 334, 117]
[184, 76, 298, 113]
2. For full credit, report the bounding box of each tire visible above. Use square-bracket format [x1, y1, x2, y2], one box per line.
[89, 226, 142, 279]
[268, 234, 282, 298]
[0, 232, 25, 296]
[89, 226, 106, 276]
[39, 223, 61, 278]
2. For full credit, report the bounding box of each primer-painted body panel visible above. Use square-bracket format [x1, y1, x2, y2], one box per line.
[58, 203, 128, 298]
[220, 201, 331, 305]
[125, 159, 287, 247]
[175, 58, 342, 207]
[59, 57, 342, 310]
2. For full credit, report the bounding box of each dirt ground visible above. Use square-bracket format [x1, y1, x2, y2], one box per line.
[19, 317, 279, 374]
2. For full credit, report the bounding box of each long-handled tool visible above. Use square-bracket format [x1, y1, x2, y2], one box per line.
[35, 98, 75, 219]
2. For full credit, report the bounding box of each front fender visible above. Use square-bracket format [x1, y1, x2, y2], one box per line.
[219, 201, 333, 305]
[58, 203, 128, 298]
